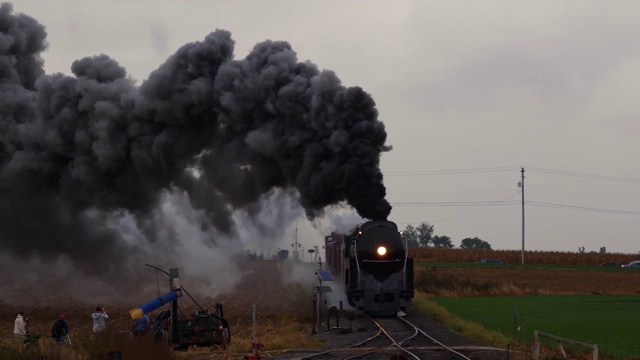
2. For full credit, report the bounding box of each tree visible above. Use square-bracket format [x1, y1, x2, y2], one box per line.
[432, 235, 454, 248]
[460, 237, 492, 250]
[416, 222, 434, 247]
[401, 225, 419, 248]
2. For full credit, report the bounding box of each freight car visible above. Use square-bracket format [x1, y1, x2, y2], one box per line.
[321, 220, 414, 316]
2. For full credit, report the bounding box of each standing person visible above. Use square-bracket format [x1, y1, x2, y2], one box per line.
[130, 313, 151, 338]
[151, 309, 170, 342]
[51, 315, 69, 344]
[13, 311, 27, 341]
[92, 307, 109, 334]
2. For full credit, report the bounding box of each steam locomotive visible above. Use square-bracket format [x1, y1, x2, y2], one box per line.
[322, 220, 414, 316]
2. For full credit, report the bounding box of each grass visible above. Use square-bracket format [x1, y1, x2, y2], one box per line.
[429, 294, 640, 359]
[218, 312, 321, 355]
[0, 268, 322, 360]
[412, 264, 640, 359]
[5, 259, 638, 359]
[0, 312, 321, 360]
[0, 264, 323, 359]
[411, 292, 512, 348]
[0, 331, 176, 360]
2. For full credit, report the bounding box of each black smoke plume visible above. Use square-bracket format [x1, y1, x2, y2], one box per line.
[0, 3, 391, 276]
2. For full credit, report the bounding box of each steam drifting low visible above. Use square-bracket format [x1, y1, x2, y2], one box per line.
[0, 3, 391, 277]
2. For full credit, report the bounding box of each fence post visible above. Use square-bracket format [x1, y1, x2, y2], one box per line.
[533, 331, 540, 360]
[533, 330, 598, 360]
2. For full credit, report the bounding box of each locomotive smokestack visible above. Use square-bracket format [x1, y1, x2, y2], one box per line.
[0, 3, 391, 277]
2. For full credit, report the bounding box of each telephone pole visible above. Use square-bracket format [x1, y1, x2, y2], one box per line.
[519, 167, 525, 264]
[292, 221, 301, 260]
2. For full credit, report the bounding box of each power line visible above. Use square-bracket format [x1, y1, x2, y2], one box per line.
[529, 167, 640, 184]
[429, 192, 522, 222]
[384, 165, 640, 181]
[388, 166, 640, 227]
[385, 166, 520, 176]
[388, 190, 512, 195]
[390, 200, 520, 207]
[392, 199, 640, 215]
[527, 189, 640, 202]
[527, 201, 640, 215]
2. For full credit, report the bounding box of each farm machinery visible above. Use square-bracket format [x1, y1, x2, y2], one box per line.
[129, 265, 230, 349]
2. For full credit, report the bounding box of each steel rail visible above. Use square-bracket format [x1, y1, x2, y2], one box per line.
[340, 315, 421, 360]
[297, 327, 384, 359]
[299, 312, 482, 360]
[397, 314, 473, 360]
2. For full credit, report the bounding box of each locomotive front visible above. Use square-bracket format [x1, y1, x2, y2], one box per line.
[348, 220, 414, 316]
[355, 221, 406, 280]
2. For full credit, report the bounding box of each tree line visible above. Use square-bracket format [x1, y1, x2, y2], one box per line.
[401, 222, 492, 249]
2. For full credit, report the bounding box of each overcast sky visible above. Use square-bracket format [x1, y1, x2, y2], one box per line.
[14, 0, 640, 255]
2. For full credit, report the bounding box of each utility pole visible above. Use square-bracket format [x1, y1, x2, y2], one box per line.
[519, 167, 525, 264]
[292, 221, 301, 261]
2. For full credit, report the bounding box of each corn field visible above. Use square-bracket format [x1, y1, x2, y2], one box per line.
[409, 247, 640, 266]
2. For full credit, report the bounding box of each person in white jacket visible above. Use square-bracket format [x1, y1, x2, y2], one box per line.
[14, 311, 27, 340]
[92, 307, 109, 333]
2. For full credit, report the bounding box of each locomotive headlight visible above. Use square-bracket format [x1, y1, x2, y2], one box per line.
[377, 246, 387, 256]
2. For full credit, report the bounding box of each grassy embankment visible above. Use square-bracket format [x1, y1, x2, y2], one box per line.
[412, 248, 640, 359]
[428, 294, 640, 360]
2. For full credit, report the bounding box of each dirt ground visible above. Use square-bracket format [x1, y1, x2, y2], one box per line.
[2, 260, 638, 355]
[0, 260, 315, 348]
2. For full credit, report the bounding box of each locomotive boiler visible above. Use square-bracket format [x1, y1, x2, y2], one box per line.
[322, 220, 414, 316]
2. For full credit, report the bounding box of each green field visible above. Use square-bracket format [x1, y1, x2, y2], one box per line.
[430, 295, 640, 359]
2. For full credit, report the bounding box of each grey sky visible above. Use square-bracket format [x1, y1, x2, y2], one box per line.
[14, 0, 640, 255]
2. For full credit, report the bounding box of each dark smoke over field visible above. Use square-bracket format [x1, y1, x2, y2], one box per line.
[0, 3, 391, 283]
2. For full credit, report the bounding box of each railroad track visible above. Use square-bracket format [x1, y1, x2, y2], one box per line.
[295, 312, 505, 360]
